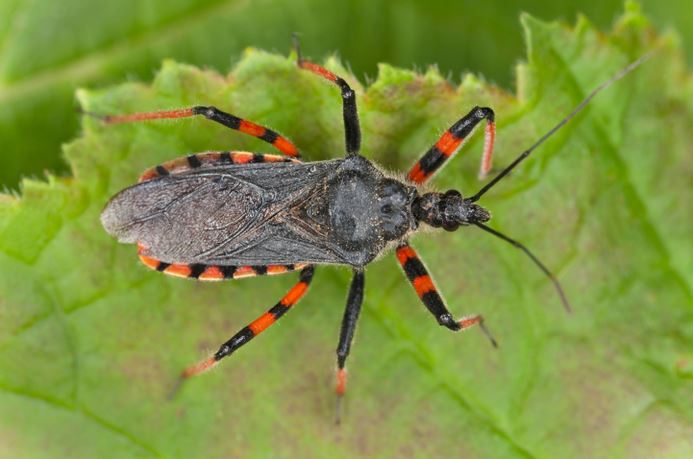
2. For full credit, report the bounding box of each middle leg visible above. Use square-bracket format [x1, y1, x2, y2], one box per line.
[395, 242, 497, 347]
[334, 269, 365, 424]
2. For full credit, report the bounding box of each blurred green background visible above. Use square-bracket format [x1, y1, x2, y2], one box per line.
[0, 0, 690, 190]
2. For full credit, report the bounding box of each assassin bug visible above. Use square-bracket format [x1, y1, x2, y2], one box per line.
[96, 38, 649, 422]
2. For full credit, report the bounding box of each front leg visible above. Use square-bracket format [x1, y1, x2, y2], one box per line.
[407, 106, 495, 183]
[395, 242, 497, 347]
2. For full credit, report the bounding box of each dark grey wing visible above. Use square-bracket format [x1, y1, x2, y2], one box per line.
[101, 160, 347, 265]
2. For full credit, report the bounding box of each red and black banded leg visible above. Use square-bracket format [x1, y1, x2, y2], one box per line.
[334, 269, 365, 424]
[395, 242, 497, 347]
[408, 107, 496, 184]
[293, 36, 361, 156]
[179, 266, 315, 382]
[88, 106, 300, 158]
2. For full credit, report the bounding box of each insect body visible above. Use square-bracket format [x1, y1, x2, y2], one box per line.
[97, 40, 648, 421]
[104, 153, 422, 267]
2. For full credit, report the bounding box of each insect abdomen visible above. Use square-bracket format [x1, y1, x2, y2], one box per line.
[138, 151, 299, 182]
[137, 244, 307, 280]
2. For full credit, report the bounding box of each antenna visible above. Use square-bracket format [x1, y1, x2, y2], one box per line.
[474, 222, 571, 312]
[469, 52, 653, 203]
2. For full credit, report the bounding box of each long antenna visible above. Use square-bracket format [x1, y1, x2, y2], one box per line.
[474, 222, 571, 313]
[469, 52, 652, 203]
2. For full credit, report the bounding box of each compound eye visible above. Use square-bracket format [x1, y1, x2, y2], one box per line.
[442, 220, 459, 232]
[444, 189, 462, 199]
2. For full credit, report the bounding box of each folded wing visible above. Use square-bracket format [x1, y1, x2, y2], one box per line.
[101, 160, 345, 265]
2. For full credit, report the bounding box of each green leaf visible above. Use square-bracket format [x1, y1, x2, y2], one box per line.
[1, 7, 691, 458]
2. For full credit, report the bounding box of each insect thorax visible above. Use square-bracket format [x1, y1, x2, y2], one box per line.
[302, 155, 417, 266]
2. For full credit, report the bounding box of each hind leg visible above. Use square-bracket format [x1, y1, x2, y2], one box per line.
[86, 106, 300, 158]
[179, 266, 316, 380]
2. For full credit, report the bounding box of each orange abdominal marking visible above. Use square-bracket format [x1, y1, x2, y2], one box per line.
[138, 170, 158, 182]
[263, 154, 287, 163]
[199, 266, 225, 280]
[138, 254, 160, 270]
[267, 265, 289, 275]
[231, 152, 253, 164]
[234, 266, 257, 278]
[164, 264, 193, 277]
